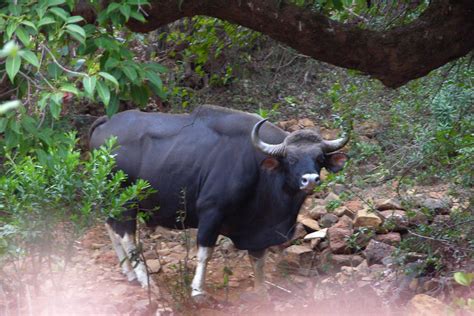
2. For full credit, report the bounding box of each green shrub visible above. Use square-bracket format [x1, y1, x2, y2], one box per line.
[0, 132, 153, 283]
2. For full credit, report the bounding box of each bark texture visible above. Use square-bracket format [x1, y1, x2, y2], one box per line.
[81, 0, 474, 87]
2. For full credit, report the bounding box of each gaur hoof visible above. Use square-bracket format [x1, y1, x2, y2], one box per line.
[192, 294, 222, 309]
[239, 288, 271, 303]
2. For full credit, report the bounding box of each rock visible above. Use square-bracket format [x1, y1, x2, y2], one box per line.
[279, 245, 315, 275]
[324, 192, 340, 203]
[380, 210, 409, 231]
[278, 119, 298, 131]
[91, 243, 106, 250]
[297, 215, 321, 231]
[146, 259, 161, 273]
[283, 223, 307, 247]
[422, 279, 440, 292]
[355, 260, 370, 276]
[308, 205, 327, 220]
[405, 252, 428, 263]
[332, 184, 346, 195]
[304, 228, 328, 240]
[333, 215, 353, 229]
[358, 121, 381, 138]
[310, 238, 321, 250]
[328, 226, 353, 254]
[407, 294, 449, 316]
[298, 118, 315, 128]
[353, 208, 382, 228]
[318, 240, 329, 251]
[328, 254, 364, 267]
[375, 198, 403, 211]
[416, 196, 452, 214]
[363, 240, 396, 265]
[345, 200, 363, 212]
[433, 215, 450, 224]
[408, 210, 429, 225]
[333, 206, 355, 218]
[320, 213, 339, 228]
[375, 232, 401, 246]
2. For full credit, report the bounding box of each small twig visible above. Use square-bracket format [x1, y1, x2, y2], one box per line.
[407, 229, 472, 252]
[40, 44, 87, 77]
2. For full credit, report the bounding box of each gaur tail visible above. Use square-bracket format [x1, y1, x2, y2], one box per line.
[88, 116, 108, 141]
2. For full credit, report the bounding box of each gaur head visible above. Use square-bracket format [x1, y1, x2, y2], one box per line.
[251, 119, 349, 194]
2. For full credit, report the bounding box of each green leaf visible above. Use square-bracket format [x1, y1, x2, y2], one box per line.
[6, 55, 21, 82]
[49, 93, 63, 119]
[15, 26, 30, 46]
[49, 7, 69, 21]
[20, 20, 38, 32]
[6, 22, 17, 40]
[454, 272, 474, 287]
[20, 50, 40, 68]
[106, 94, 119, 117]
[66, 24, 86, 38]
[60, 84, 79, 95]
[47, 63, 62, 79]
[145, 62, 168, 73]
[332, 0, 343, 10]
[106, 3, 121, 14]
[66, 16, 84, 24]
[65, 29, 85, 43]
[98, 72, 119, 90]
[120, 5, 131, 20]
[47, 0, 66, 6]
[83, 76, 96, 96]
[131, 85, 149, 106]
[96, 80, 111, 105]
[145, 71, 163, 91]
[21, 115, 38, 135]
[0, 118, 7, 132]
[129, 10, 146, 23]
[38, 93, 50, 110]
[122, 66, 137, 82]
[127, 0, 150, 5]
[104, 57, 119, 70]
[38, 17, 56, 27]
[65, 24, 86, 43]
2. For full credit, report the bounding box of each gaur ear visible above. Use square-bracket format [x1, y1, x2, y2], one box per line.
[324, 152, 348, 173]
[261, 157, 280, 171]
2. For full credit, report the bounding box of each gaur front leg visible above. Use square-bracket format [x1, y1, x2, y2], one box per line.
[191, 209, 222, 298]
[248, 249, 267, 292]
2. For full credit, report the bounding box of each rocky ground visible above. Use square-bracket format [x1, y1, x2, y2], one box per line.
[2, 118, 472, 316]
[2, 179, 469, 316]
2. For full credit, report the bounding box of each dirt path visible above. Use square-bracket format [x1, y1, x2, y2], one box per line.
[5, 222, 397, 316]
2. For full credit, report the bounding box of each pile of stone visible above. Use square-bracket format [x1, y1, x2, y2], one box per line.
[278, 190, 454, 277]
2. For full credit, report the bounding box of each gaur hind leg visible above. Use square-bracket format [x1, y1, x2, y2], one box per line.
[105, 209, 150, 287]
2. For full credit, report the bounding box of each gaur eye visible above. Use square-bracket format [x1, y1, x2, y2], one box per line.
[287, 156, 298, 165]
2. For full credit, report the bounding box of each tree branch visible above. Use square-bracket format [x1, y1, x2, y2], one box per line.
[79, 0, 474, 88]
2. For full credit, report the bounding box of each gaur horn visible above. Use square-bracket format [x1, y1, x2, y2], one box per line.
[251, 119, 286, 157]
[322, 132, 350, 153]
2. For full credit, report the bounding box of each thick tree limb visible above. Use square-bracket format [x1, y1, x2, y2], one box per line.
[83, 0, 474, 87]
